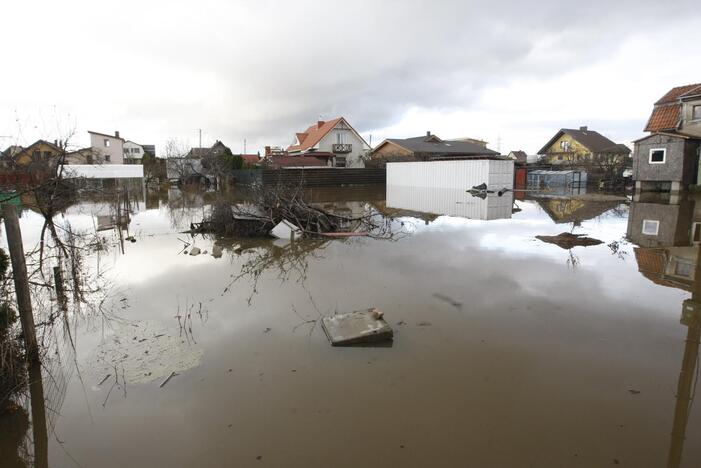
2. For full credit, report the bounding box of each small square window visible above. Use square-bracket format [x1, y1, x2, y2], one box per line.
[649, 148, 666, 164]
[104, 139, 110, 147]
[105, 155, 111, 162]
[693, 105, 701, 120]
[642, 219, 659, 235]
[675, 260, 693, 278]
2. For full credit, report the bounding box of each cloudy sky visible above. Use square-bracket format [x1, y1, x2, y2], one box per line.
[1, 0, 700, 155]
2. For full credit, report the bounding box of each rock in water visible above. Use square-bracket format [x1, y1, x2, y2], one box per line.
[189, 247, 201, 256]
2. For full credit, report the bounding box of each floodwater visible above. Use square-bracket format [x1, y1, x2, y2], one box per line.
[2, 184, 701, 467]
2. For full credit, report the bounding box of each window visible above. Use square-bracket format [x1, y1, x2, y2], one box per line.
[693, 222, 701, 243]
[642, 219, 659, 236]
[557, 155, 563, 161]
[560, 141, 570, 151]
[675, 259, 693, 278]
[104, 139, 110, 147]
[32, 150, 40, 161]
[134, 148, 140, 154]
[86, 155, 93, 164]
[42, 151, 51, 160]
[335, 156, 347, 168]
[693, 105, 701, 121]
[649, 148, 666, 164]
[336, 132, 346, 144]
[105, 155, 111, 162]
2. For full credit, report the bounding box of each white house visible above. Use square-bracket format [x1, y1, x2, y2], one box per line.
[89, 130, 125, 164]
[123, 140, 145, 163]
[286, 117, 371, 168]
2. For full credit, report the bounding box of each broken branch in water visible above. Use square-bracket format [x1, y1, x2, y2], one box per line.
[159, 371, 178, 388]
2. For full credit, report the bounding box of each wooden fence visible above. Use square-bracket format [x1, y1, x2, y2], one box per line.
[262, 168, 386, 186]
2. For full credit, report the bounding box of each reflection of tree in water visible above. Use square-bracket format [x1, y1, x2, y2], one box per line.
[222, 238, 331, 304]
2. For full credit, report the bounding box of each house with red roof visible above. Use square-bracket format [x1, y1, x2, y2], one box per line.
[284, 117, 371, 168]
[633, 83, 701, 192]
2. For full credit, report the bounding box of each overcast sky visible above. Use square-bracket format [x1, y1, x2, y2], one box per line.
[2, 0, 700, 155]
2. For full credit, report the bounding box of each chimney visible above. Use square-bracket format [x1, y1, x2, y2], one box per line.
[115, 131, 120, 139]
[426, 131, 431, 137]
[579, 126, 588, 132]
[318, 120, 325, 129]
[54, 139, 57, 146]
[265, 146, 271, 157]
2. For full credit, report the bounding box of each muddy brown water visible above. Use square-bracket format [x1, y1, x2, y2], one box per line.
[2, 185, 701, 467]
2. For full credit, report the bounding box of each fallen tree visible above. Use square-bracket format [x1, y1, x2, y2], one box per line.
[193, 183, 399, 240]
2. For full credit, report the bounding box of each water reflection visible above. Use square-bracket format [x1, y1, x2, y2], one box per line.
[385, 185, 514, 221]
[627, 194, 701, 468]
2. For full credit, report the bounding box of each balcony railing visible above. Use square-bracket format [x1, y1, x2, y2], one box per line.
[332, 143, 352, 153]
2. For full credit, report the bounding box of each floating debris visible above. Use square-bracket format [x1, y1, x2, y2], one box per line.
[189, 247, 201, 256]
[535, 232, 603, 249]
[86, 320, 203, 385]
[321, 308, 393, 346]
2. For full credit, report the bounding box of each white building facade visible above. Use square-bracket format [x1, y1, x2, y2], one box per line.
[89, 130, 125, 164]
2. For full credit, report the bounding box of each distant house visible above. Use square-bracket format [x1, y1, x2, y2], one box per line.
[371, 132, 500, 166]
[537, 126, 631, 165]
[286, 117, 371, 168]
[507, 150, 528, 164]
[0, 145, 23, 169]
[186, 140, 230, 159]
[89, 130, 125, 164]
[633, 83, 701, 192]
[11, 140, 62, 170]
[123, 140, 149, 164]
[65, 147, 105, 165]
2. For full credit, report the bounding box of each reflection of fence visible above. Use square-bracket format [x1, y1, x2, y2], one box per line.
[527, 170, 587, 189]
[262, 168, 385, 186]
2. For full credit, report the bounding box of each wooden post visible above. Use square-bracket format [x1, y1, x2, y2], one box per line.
[2, 204, 39, 361]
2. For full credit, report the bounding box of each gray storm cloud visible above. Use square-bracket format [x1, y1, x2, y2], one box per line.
[1, 0, 699, 151]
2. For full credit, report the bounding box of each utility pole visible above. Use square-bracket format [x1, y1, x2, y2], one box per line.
[2, 204, 39, 361]
[198, 129, 202, 149]
[244, 138, 247, 154]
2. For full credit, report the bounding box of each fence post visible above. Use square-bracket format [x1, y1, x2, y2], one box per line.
[2, 203, 39, 361]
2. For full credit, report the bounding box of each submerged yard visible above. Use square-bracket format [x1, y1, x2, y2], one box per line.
[2, 184, 700, 467]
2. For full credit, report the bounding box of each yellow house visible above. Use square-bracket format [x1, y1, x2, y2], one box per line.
[12, 140, 63, 169]
[537, 126, 630, 165]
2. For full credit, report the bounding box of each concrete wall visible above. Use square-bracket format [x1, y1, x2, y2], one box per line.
[633, 134, 696, 185]
[316, 121, 370, 168]
[90, 133, 124, 164]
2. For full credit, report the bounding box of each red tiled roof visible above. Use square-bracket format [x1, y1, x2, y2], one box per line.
[654, 83, 701, 105]
[644, 105, 681, 132]
[287, 118, 344, 152]
[238, 154, 260, 164]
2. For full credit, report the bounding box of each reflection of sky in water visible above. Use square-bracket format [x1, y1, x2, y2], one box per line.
[3, 187, 699, 467]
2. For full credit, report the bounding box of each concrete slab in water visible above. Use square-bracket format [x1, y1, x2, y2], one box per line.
[321, 308, 393, 346]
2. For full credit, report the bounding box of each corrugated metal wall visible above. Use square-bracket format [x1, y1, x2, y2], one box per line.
[386, 186, 513, 220]
[386, 160, 514, 190]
